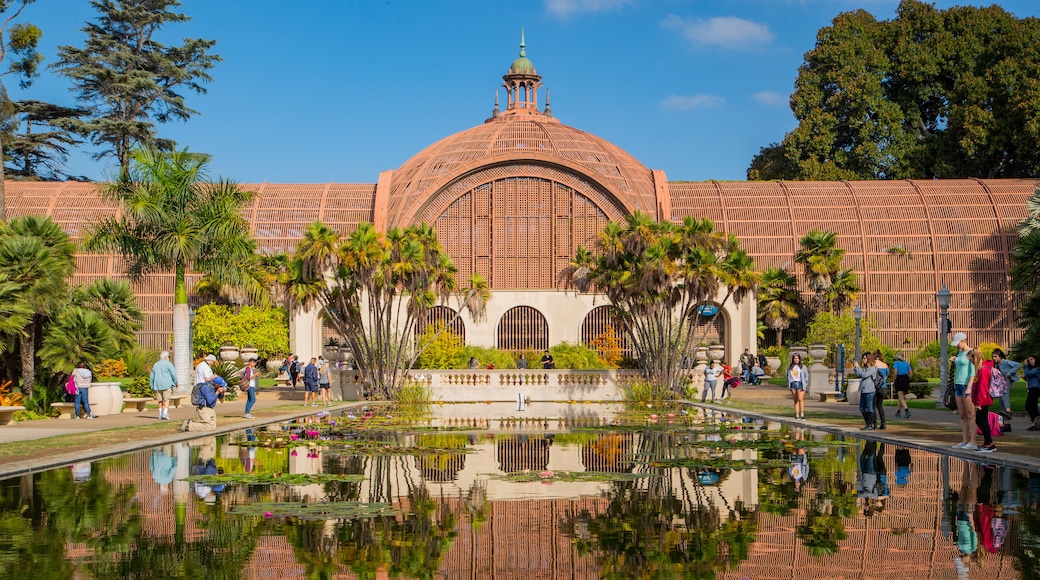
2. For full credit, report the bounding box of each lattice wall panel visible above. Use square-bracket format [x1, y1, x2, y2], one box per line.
[580, 305, 632, 357]
[669, 179, 1034, 348]
[496, 306, 549, 351]
[415, 305, 466, 342]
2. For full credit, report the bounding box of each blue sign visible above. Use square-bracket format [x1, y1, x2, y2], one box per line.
[697, 304, 719, 316]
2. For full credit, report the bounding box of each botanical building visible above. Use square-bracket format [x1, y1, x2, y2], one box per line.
[6, 40, 1036, 359]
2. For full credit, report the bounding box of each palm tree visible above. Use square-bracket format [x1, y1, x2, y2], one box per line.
[1020, 184, 1040, 235]
[72, 279, 145, 352]
[0, 275, 31, 354]
[83, 148, 259, 388]
[37, 307, 117, 374]
[758, 267, 801, 347]
[822, 268, 860, 314]
[0, 216, 76, 395]
[794, 230, 844, 309]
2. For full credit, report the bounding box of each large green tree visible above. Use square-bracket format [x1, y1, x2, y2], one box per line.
[2, 100, 86, 180]
[83, 148, 258, 389]
[0, 0, 42, 220]
[0, 215, 76, 395]
[748, 1, 1040, 181]
[561, 213, 758, 396]
[281, 221, 490, 399]
[52, 0, 220, 176]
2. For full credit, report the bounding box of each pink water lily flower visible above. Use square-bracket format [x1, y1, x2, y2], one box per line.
[289, 434, 299, 441]
[290, 450, 298, 456]
[540, 470, 555, 479]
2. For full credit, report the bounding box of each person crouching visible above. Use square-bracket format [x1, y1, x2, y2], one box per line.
[182, 376, 228, 432]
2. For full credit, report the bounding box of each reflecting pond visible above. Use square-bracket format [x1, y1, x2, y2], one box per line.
[1, 404, 1038, 579]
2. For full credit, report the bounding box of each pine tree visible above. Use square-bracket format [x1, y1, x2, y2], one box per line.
[0, 0, 43, 220]
[52, 0, 220, 176]
[3, 100, 86, 180]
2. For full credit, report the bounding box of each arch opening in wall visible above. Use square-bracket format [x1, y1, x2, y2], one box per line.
[691, 304, 726, 347]
[580, 305, 631, 360]
[415, 305, 465, 343]
[496, 305, 549, 351]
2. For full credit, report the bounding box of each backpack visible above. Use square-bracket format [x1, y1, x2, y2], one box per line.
[191, 382, 206, 408]
[65, 374, 78, 396]
[289, 360, 300, 374]
[989, 368, 1010, 399]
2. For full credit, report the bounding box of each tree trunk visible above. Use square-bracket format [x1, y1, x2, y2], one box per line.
[776, 329, 783, 348]
[18, 323, 34, 396]
[173, 263, 192, 391]
[1, 129, 7, 221]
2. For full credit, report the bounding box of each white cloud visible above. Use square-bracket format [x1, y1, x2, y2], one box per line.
[545, 0, 634, 18]
[753, 91, 788, 106]
[661, 94, 725, 111]
[661, 15, 775, 50]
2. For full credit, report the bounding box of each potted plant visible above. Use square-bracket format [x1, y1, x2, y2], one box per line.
[240, 344, 259, 361]
[219, 343, 239, 361]
[761, 346, 783, 374]
[323, 337, 341, 361]
[708, 341, 725, 363]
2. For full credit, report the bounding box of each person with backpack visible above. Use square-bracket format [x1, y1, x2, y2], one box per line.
[991, 349, 1021, 429]
[288, 355, 301, 389]
[972, 350, 997, 453]
[150, 351, 178, 420]
[181, 376, 228, 432]
[70, 361, 97, 419]
[302, 357, 320, 406]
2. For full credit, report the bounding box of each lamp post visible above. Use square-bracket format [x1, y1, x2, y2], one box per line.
[937, 286, 952, 392]
[853, 305, 863, 364]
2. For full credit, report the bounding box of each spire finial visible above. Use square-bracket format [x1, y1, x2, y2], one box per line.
[544, 88, 552, 116]
[519, 27, 526, 57]
[494, 89, 500, 116]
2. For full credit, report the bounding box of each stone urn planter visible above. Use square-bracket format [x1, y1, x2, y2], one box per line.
[693, 347, 709, 365]
[766, 357, 782, 373]
[789, 346, 808, 363]
[88, 382, 124, 415]
[708, 344, 725, 363]
[808, 344, 828, 362]
[240, 347, 259, 361]
[339, 347, 351, 363]
[266, 359, 283, 373]
[219, 345, 239, 361]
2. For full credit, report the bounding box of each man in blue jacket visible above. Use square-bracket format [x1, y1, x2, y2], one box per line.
[150, 351, 178, 421]
[182, 377, 228, 432]
[303, 357, 320, 407]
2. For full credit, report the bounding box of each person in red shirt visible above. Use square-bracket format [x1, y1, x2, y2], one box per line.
[972, 350, 997, 453]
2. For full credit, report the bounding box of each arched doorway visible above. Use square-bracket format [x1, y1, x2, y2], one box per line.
[691, 303, 726, 347]
[580, 305, 631, 361]
[496, 306, 548, 351]
[416, 305, 465, 342]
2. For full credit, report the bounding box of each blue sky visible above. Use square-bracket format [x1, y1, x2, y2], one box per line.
[14, 0, 1040, 183]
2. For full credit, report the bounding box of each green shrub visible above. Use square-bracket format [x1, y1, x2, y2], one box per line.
[910, 356, 940, 381]
[393, 381, 434, 404]
[192, 304, 289, 359]
[122, 347, 159, 377]
[621, 381, 675, 404]
[458, 346, 517, 369]
[916, 340, 940, 359]
[805, 313, 886, 367]
[414, 323, 464, 369]
[126, 376, 152, 397]
[909, 382, 934, 399]
[548, 342, 610, 369]
[13, 409, 49, 422]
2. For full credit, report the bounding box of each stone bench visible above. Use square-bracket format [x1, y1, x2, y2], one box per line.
[0, 405, 25, 425]
[122, 397, 153, 412]
[170, 395, 188, 409]
[818, 391, 842, 402]
[50, 402, 78, 420]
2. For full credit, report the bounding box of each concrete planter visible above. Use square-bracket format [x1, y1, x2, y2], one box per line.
[88, 382, 124, 415]
[219, 345, 239, 361]
[240, 347, 259, 361]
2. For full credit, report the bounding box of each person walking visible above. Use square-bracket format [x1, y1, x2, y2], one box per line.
[787, 353, 808, 420]
[854, 353, 878, 430]
[873, 350, 889, 430]
[972, 350, 997, 453]
[240, 358, 258, 418]
[71, 362, 97, 419]
[302, 357, 320, 406]
[181, 377, 227, 432]
[288, 355, 301, 389]
[318, 358, 332, 406]
[951, 333, 979, 450]
[1024, 355, 1040, 430]
[892, 354, 913, 419]
[991, 348, 1021, 429]
[702, 359, 723, 403]
[149, 351, 178, 420]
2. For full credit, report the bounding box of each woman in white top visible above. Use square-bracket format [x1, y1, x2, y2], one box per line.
[702, 360, 723, 403]
[787, 354, 809, 420]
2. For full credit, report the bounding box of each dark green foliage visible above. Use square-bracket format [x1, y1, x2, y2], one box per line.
[51, 0, 221, 175]
[2, 100, 86, 180]
[1012, 227, 1040, 359]
[750, 1, 1040, 180]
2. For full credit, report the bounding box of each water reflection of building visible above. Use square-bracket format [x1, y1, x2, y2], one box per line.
[48, 439, 1028, 579]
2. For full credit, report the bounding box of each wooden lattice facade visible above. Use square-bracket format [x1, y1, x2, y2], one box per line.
[495, 306, 549, 351]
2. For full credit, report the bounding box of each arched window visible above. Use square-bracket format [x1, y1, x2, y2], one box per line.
[691, 304, 726, 346]
[416, 305, 465, 342]
[496, 306, 548, 351]
[580, 305, 631, 359]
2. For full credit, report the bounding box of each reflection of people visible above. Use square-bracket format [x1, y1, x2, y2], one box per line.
[181, 376, 227, 432]
[540, 350, 555, 369]
[894, 447, 912, 485]
[975, 465, 998, 554]
[954, 461, 979, 569]
[857, 441, 882, 514]
[150, 447, 176, 492]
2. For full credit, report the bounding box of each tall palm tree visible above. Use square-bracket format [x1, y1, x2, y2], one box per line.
[794, 229, 845, 309]
[83, 148, 258, 388]
[0, 216, 76, 395]
[822, 268, 860, 314]
[1020, 185, 1040, 235]
[72, 278, 145, 352]
[758, 267, 801, 347]
[37, 307, 117, 374]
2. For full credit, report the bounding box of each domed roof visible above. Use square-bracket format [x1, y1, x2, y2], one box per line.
[509, 55, 536, 75]
[385, 117, 659, 227]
